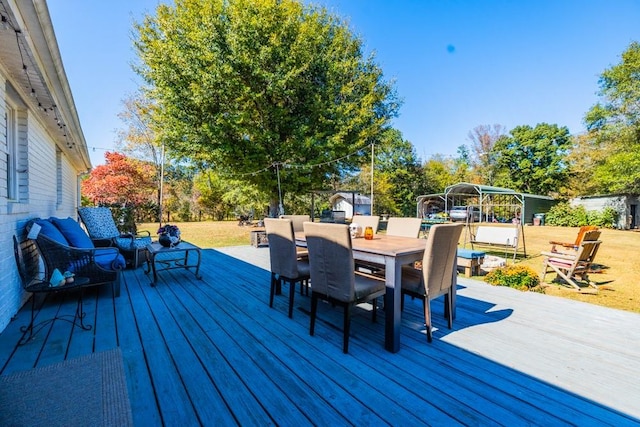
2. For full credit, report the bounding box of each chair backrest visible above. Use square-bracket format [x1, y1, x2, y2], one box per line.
[351, 215, 380, 234]
[577, 232, 601, 264]
[422, 223, 464, 298]
[13, 236, 43, 288]
[279, 215, 310, 233]
[386, 217, 422, 238]
[303, 222, 355, 303]
[264, 218, 301, 279]
[78, 207, 120, 239]
[574, 225, 599, 246]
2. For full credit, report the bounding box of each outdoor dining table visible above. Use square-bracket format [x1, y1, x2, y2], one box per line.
[295, 232, 457, 353]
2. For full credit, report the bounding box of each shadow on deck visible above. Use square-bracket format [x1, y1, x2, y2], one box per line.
[1, 247, 639, 426]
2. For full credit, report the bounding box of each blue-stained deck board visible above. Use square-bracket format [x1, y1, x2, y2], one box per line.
[1, 247, 639, 426]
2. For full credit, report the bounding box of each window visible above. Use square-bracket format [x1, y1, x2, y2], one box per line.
[2, 99, 18, 200]
[56, 147, 62, 206]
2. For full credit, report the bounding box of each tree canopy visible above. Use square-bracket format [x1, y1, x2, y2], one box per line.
[492, 123, 571, 195]
[133, 0, 399, 214]
[583, 41, 640, 194]
[82, 152, 157, 207]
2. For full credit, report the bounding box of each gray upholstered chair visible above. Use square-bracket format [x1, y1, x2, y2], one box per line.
[386, 217, 423, 238]
[351, 215, 380, 235]
[303, 222, 386, 353]
[264, 218, 310, 318]
[279, 214, 310, 258]
[279, 215, 310, 233]
[401, 223, 464, 342]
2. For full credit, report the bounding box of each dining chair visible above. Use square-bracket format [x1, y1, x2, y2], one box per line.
[303, 222, 386, 353]
[264, 218, 310, 318]
[279, 214, 311, 258]
[279, 215, 310, 233]
[400, 223, 464, 342]
[351, 215, 380, 235]
[351, 215, 382, 273]
[386, 217, 423, 238]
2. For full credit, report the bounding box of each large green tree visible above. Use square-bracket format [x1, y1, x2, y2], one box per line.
[584, 41, 640, 193]
[133, 0, 399, 215]
[492, 123, 572, 195]
[374, 129, 424, 216]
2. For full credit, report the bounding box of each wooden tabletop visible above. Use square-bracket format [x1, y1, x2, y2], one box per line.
[295, 232, 426, 257]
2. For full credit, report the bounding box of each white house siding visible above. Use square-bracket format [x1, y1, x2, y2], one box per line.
[0, 76, 81, 332]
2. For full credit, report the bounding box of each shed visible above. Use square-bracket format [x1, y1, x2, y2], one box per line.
[329, 192, 372, 219]
[570, 194, 639, 229]
[416, 182, 556, 225]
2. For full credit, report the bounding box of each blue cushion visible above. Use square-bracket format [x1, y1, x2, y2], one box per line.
[95, 251, 127, 270]
[50, 217, 95, 248]
[34, 219, 69, 246]
[457, 248, 486, 259]
[78, 207, 120, 239]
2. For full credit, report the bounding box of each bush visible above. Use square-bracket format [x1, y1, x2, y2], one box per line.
[545, 202, 618, 228]
[484, 265, 542, 291]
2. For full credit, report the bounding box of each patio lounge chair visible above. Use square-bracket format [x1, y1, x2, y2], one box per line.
[15, 218, 125, 344]
[549, 225, 598, 253]
[13, 235, 90, 344]
[78, 206, 151, 268]
[29, 218, 125, 297]
[400, 223, 464, 342]
[264, 218, 310, 318]
[542, 231, 602, 291]
[303, 222, 386, 353]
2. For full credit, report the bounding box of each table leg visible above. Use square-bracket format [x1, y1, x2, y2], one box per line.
[384, 257, 402, 353]
[150, 252, 158, 286]
[193, 248, 202, 279]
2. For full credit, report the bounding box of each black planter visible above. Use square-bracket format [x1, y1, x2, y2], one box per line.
[158, 234, 172, 247]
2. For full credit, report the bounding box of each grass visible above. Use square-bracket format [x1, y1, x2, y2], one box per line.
[139, 221, 640, 314]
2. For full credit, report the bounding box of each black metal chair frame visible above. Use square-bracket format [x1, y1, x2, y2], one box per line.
[13, 236, 95, 345]
[33, 230, 123, 297]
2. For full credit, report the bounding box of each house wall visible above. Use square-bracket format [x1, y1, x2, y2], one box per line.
[0, 71, 80, 333]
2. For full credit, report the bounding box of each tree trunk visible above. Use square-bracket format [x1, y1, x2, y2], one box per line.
[268, 190, 284, 218]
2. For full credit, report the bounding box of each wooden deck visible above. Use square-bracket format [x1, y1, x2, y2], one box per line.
[1, 246, 639, 426]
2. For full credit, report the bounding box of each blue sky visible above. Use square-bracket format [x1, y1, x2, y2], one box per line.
[48, 0, 640, 167]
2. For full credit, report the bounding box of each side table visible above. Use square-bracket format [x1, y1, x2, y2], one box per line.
[145, 241, 202, 286]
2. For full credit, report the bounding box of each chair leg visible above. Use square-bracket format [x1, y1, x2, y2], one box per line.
[310, 293, 318, 336]
[446, 290, 453, 329]
[424, 296, 433, 343]
[269, 273, 276, 308]
[443, 291, 451, 320]
[343, 304, 351, 354]
[74, 288, 92, 331]
[371, 297, 377, 323]
[288, 279, 296, 318]
[18, 294, 38, 345]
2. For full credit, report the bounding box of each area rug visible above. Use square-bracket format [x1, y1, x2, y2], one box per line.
[0, 348, 133, 427]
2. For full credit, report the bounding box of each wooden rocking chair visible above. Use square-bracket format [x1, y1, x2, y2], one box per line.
[542, 230, 602, 291]
[548, 225, 598, 253]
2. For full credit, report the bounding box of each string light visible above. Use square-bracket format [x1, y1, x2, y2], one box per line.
[1, 1, 74, 149]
